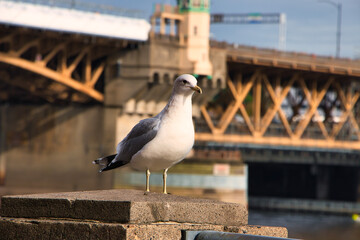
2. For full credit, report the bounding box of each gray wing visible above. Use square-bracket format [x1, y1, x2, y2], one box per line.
[102, 117, 160, 171]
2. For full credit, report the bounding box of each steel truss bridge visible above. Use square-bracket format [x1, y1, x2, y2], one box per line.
[195, 42, 360, 151]
[0, 25, 135, 103]
[1, 25, 360, 151]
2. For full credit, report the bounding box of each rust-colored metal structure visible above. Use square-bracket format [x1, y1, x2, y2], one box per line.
[196, 43, 360, 150]
[0, 26, 134, 103]
[2, 25, 360, 151]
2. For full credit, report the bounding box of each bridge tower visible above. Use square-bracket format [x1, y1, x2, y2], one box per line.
[149, 0, 214, 79]
[177, 0, 213, 77]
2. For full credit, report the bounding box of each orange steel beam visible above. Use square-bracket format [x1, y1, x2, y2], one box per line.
[197, 68, 360, 150]
[200, 72, 259, 136]
[84, 51, 91, 83]
[195, 133, 360, 150]
[65, 47, 90, 77]
[0, 27, 133, 103]
[217, 100, 236, 128]
[299, 78, 329, 140]
[253, 75, 262, 132]
[294, 77, 333, 139]
[331, 84, 360, 139]
[260, 74, 296, 137]
[200, 105, 216, 134]
[11, 38, 41, 57]
[88, 62, 105, 88]
[227, 79, 254, 134]
[0, 29, 106, 102]
[39, 43, 66, 67]
[349, 113, 360, 140]
[217, 73, 242, 128]
[0, 53, 104, 102]
[330, 94, 359, 138]
[217, 71, 258, 134]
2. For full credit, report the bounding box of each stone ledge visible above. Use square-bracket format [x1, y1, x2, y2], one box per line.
[0, 217, 288, 240]
[0, 189, 247, 225]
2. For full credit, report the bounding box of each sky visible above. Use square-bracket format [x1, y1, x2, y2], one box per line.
[84, 0, 360, 59]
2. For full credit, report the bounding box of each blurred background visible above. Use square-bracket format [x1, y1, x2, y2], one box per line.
[0, 0, 360, 239]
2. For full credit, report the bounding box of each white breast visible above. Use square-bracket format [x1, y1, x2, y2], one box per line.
[130, 95, 195, 171]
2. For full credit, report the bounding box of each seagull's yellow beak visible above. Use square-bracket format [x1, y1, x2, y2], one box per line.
[190, 85, 202, 94]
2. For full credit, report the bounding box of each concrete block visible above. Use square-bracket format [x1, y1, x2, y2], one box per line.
[1, 189, 248, 225]
[0, 217, 288, 240]
[0, 217, 127, 240]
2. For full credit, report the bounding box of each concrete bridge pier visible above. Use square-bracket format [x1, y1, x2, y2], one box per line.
[0, 189, 288, 239]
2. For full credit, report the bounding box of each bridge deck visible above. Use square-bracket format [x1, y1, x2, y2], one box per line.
[212, 41, 360, 77]
[0, 0, 150, 41]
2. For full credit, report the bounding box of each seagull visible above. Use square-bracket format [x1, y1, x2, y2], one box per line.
[93, 74, 202, 194]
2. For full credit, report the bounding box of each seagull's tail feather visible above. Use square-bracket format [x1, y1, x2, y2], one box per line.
[93, 154, 129, 172]
[93, 154, 117, 172]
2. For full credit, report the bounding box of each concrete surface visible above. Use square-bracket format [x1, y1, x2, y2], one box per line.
[0, 189, 288, 239]
[0, 217, 288, 240]
[1, 189, 248, 226]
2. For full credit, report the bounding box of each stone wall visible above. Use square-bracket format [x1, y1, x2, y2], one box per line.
[104, 37, 227, 108]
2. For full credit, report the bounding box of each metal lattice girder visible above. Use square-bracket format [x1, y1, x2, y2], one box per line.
[0, 26, 132, 103]
[260, 73, 296, 137]
[196, 69, 360, 150]
[0, 32, 102, 102]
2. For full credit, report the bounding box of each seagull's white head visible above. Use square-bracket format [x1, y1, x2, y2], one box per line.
[173, 74, 202, 95]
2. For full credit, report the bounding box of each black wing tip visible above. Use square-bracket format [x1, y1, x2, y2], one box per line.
[99, 165, 112, 172]
[93, 154, 126, 172]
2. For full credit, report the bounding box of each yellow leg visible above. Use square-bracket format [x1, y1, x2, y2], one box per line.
[163, 168, 168, 194]
[146, 169, 150, 192]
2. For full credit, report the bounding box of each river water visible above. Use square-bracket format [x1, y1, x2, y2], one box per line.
[249, 210, 360, 240]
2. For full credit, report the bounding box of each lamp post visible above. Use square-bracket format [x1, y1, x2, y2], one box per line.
[319, 1, 342, 58]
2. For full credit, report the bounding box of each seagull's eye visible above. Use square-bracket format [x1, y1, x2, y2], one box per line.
[182, 80, 187, 84]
